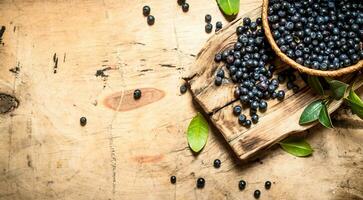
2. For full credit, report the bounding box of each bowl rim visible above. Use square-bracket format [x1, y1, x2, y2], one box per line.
[261, 0, 363, 77]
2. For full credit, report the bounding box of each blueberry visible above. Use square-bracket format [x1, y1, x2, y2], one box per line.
[277, 90, 285, 100]
[238, 114, 247, 124]
[216, 69, 225, 78]
[147, 15, 155, 25]
[215, 76, 223, 86]
[182, 3, 189, 12]
[259, 100, 268, 110]
[142, 6, 151, 16]
[180, 84, 187, 94]
[233, 105, 242, 116]
[205, 23, 213, 33]
[254, 190, 261, 199]
[80, 117, 87, 126]
[177, 0, 185, 6]
[197, 178, 205, 188]
[205, 14, 212, 23]
[170, 176, 177, 184]
[251, 101, 259, 110]
[134, 89, 142, 99]
[251, 114, 259, 123]
[216, 21, 223, 31]
[244, 119, 252, 127]
[243, 17, 251, 26]
[265, 181, 271, 189]
[239, 180, 247, 190]
[215, 53, 222, 62]
[213, 159, 221, 168]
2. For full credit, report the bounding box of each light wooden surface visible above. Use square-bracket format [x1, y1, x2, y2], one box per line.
[0, 1, 362, 200]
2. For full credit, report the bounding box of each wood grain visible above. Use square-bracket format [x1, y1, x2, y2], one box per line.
[0, 1, 362, 200]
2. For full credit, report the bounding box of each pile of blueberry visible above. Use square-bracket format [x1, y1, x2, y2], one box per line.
[214, 17, 285, 127]
[268, 0, 363, 70]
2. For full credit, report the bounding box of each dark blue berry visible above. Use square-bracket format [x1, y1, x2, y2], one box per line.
[265, 181, 271, 189]
[197, 178, 205, 188]
[277, 90, 285, 100]
[205, 23, 213, 33]
[215, 76, 222, 86]
[213, 159, 221, 168]
[134, 89, 142, 99]
[205, 14, 212, 23]
[147, 15, 155, 25]
[238, 114, 247, 124]
[143, 6, 151, 16]
[170, 176, 177, 184]
[254, 190, 261, 199]
[80, 117, 87, 126]
[233, 105, 242, 116]
[239, 180, 246, 190]
[180, 84, 187, 94]
[182, 3, 189, 12]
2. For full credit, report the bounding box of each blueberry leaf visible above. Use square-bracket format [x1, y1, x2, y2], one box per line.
[307, 76, 324, 95]
[326, 79, 348, 100]
[279, 137, 313, 157]
[216, 0, 240, 16]
[299, 99, 324, 125]
[345, 89, 363, 119]
[187, 113, 209, 153]
[318, 103, 333, 128]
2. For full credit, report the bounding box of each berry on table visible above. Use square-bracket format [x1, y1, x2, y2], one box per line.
[182, 3, 189, 12]
[142, 5, 150, 16]
[197, 178, 205, 188]
[133, 89, 142, 100]
[213, 159, 221, 168]
[147, 15, 155, 25]
[170, 176, 177, 184]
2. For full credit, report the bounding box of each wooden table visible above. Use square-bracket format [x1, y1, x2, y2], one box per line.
[0, 1, 362, 199]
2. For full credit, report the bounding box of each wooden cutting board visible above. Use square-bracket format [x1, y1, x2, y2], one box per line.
[186, 7, 363, 162]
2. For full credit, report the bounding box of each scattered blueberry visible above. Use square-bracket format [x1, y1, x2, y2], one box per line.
[213, 159, 221, 168]
[239, 180, 246, 190]
[142, 6, 151, 16]
[133, 89, 142, 100]
[170, 176, 177, 184]
[182, 3, 189, 12]
[205, 23, 213, 33]
[233, 105, 242, 116]
[80, 117, 87, 126]
[254, 190, 261, 199]
[215, 76, 223, 86]
[197, 178, 205, 188]
[147, 15, 155, 25]
[216, 21, 223, 31]
[180, 84, 187, 94]
[265, 181, 271, 189]
[205, 14, 212, 23]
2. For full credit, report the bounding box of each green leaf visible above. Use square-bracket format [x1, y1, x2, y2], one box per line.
[216, 0, 240, 16]
[307, 76, 324, 95]
[299, 100, 324, 125]
[347, 89, 363, 107]
[187, 113, 209, 153]
[318, 103, 333, 128]
[326, 79, 348, 100]
[279, 137, 313, 157]
[345, 89, 363, 119]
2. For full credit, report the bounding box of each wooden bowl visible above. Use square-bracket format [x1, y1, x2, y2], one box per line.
[262, 0, 363, 77]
